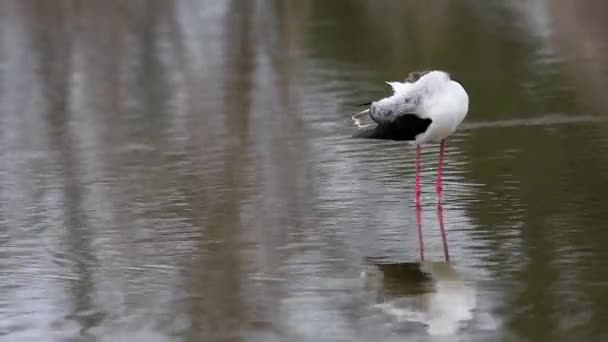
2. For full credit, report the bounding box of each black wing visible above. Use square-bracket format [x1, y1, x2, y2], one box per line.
[352, 114, 432, 141]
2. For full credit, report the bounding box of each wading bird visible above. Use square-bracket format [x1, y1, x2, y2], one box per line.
[352, 70, 469, 204]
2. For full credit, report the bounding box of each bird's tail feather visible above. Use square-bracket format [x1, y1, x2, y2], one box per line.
[352, 109, 375, 128]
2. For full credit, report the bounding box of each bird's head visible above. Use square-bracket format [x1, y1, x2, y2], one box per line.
[370, 93, 421, 123]
[369, 102, 394, 123]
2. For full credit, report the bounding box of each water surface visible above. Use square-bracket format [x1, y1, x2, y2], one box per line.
[1, 1, 608, 341]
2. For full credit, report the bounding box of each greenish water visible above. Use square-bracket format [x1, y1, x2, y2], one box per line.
[1, 1, 608, 341]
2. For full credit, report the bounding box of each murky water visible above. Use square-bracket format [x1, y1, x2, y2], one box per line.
[2, 1, 608, 341]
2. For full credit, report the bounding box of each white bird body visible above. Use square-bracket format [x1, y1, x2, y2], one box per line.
[416, 76, 469, 143]
[352, 70, 469, 144]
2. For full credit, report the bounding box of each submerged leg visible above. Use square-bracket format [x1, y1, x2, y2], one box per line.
[437, 201, 450, 262]
[416, 144, 422, 207]
[436, 139, 449, 262]
[436, 139, 445, 200]
[415, 144, 424, 260]
[417, 201, 424, 261]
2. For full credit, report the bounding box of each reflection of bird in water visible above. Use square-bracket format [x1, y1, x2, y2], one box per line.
[362, 260, 478, 336]
[351, 70, 469, 258]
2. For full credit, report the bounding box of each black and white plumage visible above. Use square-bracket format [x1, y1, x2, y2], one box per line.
[352, 70, 469, 144]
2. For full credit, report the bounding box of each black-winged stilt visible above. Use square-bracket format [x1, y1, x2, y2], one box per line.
[351, 70, 469, 260]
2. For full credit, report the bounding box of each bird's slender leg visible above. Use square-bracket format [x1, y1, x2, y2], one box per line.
[415, 144, 424, 260]
[437, 200, 450, 263]
[416, 144, 422, 206]
[435, 139, 449, 262]
[436, 139, 445, 201]
[416, 202, 424, 261]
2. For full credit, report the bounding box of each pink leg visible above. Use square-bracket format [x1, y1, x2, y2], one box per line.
[415, 144, 424, 260]
[436, 139, 445, 201]
[437, 201, 450, 263]
[416, 201, 424, 261]
[415, 144, 422, 206]
[436, 139, 449, 262]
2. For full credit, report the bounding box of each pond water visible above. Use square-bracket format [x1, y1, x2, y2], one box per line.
[2, 1, 608, 341]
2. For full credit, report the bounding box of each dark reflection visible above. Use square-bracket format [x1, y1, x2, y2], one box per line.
[2, 0, 608, 341]
[188, 0, 253, 339]
[551, 0, 608, 113]
[21, 1, 103, 336]
[363, 261, 433, 298]
[362, 260, 478, 336]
